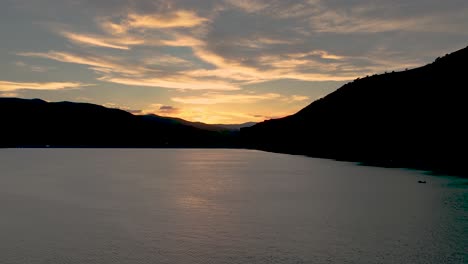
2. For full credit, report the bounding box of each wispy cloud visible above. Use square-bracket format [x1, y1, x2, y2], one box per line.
[0, 92, 19, 97]
[124, 11, 209, 29]
[310, 11, 430, 33]
[225, 0, 269, 13]
[60, 27, 205, 50]
[17, 51, 143, 75]
[0, 80, 91, 91]
[289, 95, 310, 102]
[98, 76, 240, 91]
[187, 46, 359, 83]
[143, 55, 193, 67]
[14, 61, 52, 73]
[94, 10, 209, 38]
[172, 92, 282, 104]
[18, 49, 240, 91]
[59, 31, 142, 50]
[32, 1, 445, 90]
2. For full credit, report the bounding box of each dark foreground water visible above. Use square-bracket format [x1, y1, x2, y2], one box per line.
[0, 149, 467, 264]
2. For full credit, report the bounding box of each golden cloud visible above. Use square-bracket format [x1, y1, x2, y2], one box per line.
[0, 80, 91, 91]
[60, 31, 144, 50]
[171, 92, 282, 105]
[98, 76, 240, 91]
[17, 51, 143, 75]
[126, 11, 208, 29]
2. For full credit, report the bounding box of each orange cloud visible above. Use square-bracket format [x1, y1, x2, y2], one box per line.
[17, 51, 143, 75]
[98, 76, 240, 91]
[171, 92, 282, 104]
[97, 19, 128, 35]
[0, 80, 90, 91]
[58, 28, 203, 50]
[0, 92, 19, 97]
[290, 95, 310, 102]
[189, 46, 358, 83]
[125, 11, 208, 29]
[60, 31, 144, 50]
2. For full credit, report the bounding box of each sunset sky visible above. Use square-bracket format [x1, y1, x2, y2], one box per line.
[1, 0, 467, 124]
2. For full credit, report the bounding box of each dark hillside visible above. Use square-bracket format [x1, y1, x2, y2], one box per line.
[0, 98, 238, 148]
[242, 46, 468, 175]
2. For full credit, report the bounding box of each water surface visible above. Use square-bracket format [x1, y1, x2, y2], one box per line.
[1, 149, 467, 263]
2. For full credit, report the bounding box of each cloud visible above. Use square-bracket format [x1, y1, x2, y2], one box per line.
[17, 51, 143, 75]
[171, 92, 281, 105]
[59, 31, 142, 50]
[310, 11, 430, 33]
[290, 95, 310, 102]
[124, 11, 209, 29]
[224, 0, 269, 13]
[186, 46, 359, 83]
[157, 33, 204, 47]
[58, 27, 204, 51]
[143, 55, 193, 67]
[235, 37, 297, 49]
[98, 76, 240, 91]
[0, 92, 19, 97]
[159, 105, 178, 111]
[142, 103, 182, 117]
[93, 10, 209, 38]
[0, 80, 90, 91]
[17, 49, 240, 91]
[157, 105, 181, 115]
[15, 61, 51, 73]
[37, 1, 455, 89]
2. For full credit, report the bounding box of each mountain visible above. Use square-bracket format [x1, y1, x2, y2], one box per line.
[0, 98, 239, 148]
[213, 122, 257, 131]
[139, 114, 227, 132]
[241, 45, 468, 176]
[140, 115, 254, 132]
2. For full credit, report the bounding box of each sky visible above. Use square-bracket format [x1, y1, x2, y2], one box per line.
[1, 0, 467, 124]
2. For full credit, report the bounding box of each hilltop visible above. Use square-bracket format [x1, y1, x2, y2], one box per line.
[242, 46, 468, 176]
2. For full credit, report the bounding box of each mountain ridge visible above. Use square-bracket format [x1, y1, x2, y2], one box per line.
[241, 45, 468, 176]
[0, 98, 240, 148]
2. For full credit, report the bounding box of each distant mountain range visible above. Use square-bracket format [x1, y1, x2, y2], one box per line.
[0, 98, 243, 148]
[1, 45, 467, 176]
[139, 114, 255, 132]
[242, 45, 468, 176]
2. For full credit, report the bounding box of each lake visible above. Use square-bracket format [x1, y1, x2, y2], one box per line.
[0, 149, 467, 263]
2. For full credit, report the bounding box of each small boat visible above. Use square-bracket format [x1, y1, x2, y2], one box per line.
[418, 180, 426, 184]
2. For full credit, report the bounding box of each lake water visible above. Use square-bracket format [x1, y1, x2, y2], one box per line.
[0, 149, 467, 264]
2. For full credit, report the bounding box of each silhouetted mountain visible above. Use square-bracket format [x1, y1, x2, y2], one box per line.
[242, 46, 468, 176]
[214, 122, 257, 131]
[139, 114, 254, 132]
[0, 98, 239, 148]
[139, 114, 227, 132]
